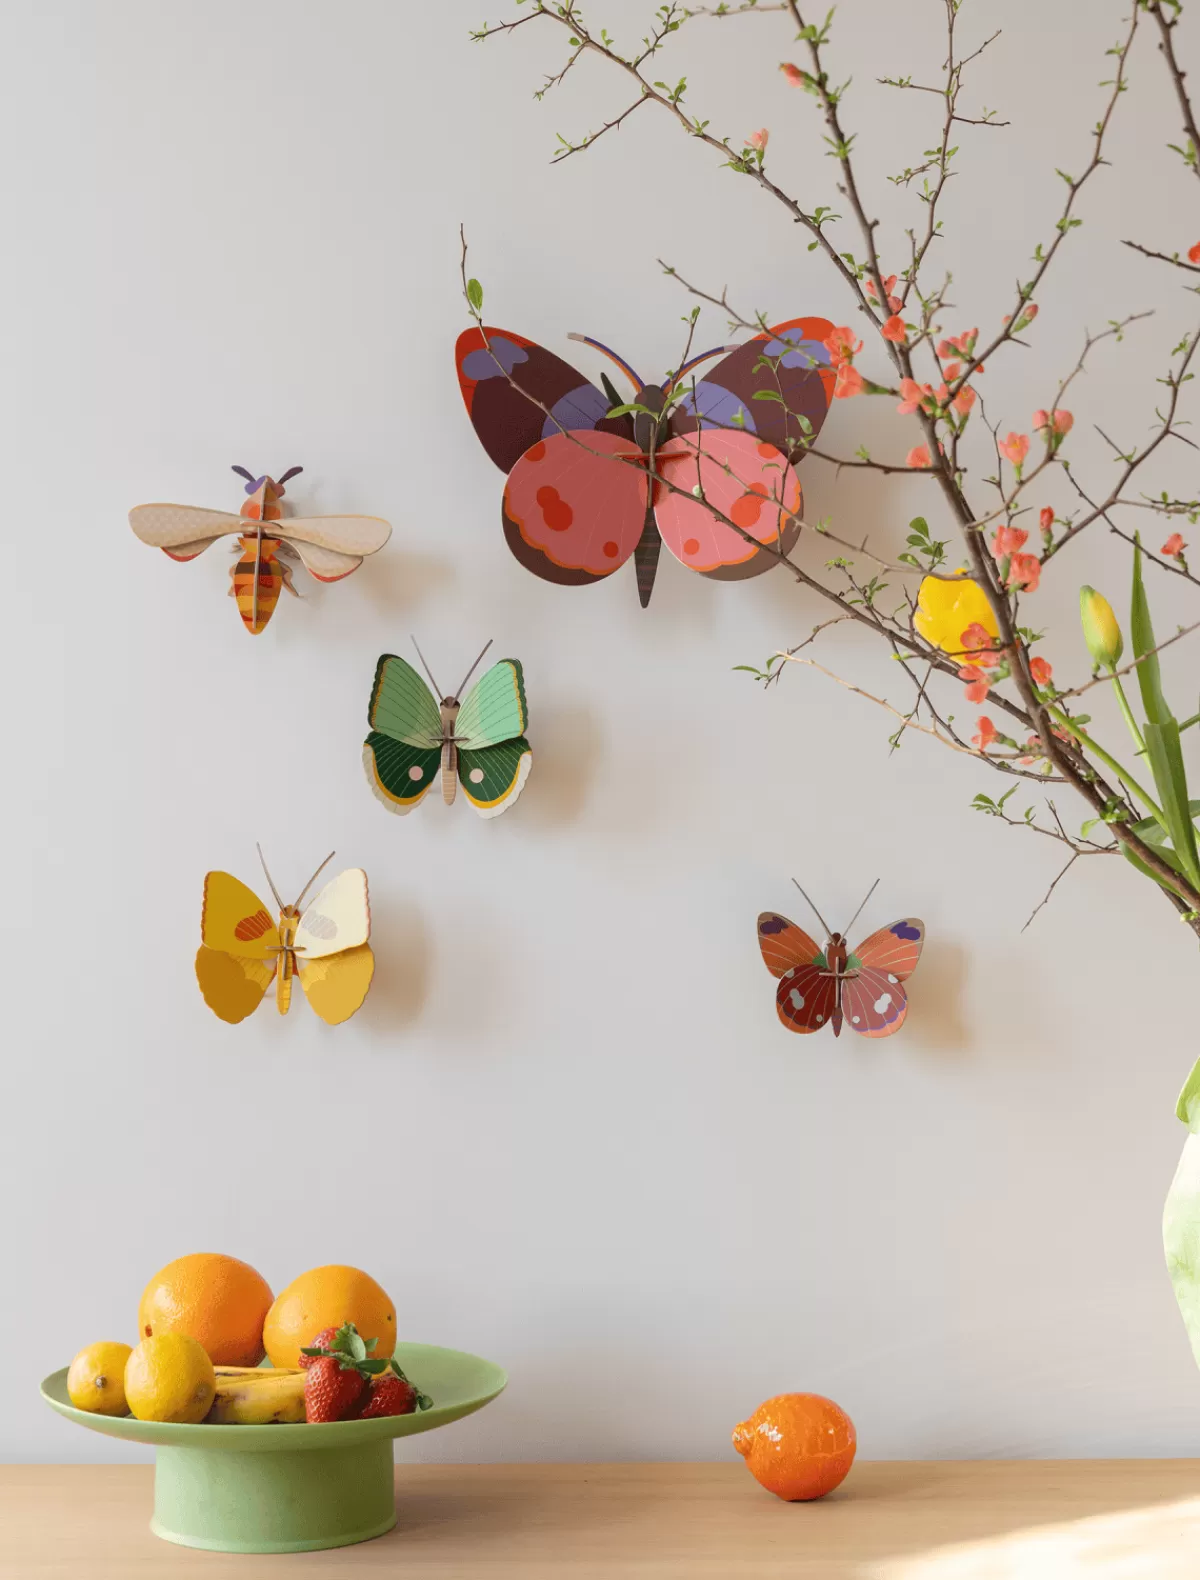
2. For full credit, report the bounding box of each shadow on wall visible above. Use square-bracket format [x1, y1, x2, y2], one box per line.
[906, 937, 970, 1059]
[518, 701, 602, 829]
[361, 896, 431, 1033]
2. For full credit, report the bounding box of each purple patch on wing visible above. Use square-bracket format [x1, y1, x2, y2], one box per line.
[543, 383, 610, 435]
[761, 336, 830, 370]
[891, 922, 921, 941]
[676, 381, 756, 432]
[461, 335, 530, 380]
[759, 916, 788, 934]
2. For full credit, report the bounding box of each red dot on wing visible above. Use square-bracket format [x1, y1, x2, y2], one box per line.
[602, 540, 619, 558]
[683, 538, 700, 556]
[730, 486, 769, 528]
[536, 485, 574, 532]
[756, 442, 780, 459]
[525, 441, 547, 463]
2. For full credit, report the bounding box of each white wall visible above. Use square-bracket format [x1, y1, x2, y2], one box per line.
[4, 0, 1200, 1464]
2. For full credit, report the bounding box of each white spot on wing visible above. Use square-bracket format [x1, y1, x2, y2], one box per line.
[873, 992, 893, 1014]
[888, 973, 898, 983]
[789, 989, 805, 1010]
[407, 765, 424, 781]
[851, 1015, 861, 1024]
[468, 767, 485, 784]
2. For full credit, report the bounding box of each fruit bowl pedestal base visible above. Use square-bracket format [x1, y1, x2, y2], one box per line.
[151, 1437, 396, 1553]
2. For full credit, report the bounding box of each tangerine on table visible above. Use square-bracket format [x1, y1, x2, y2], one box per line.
[263, 1265, 396, 1370]
[137, 1253, 273, 1367]
[733, 1393, 856, 1502]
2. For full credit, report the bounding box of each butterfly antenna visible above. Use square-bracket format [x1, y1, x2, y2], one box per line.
[844, 878, 881, 939]
[665, 343, 736, 392]
[277, 465, 303, 486]
[256, 843, 286, 911]
[791, 879, 832, 938]
[453, 639, 494, 700]
[231, 464, 255, 482]
[410, 637, 443, 698]
[567, 333, 643, 391]
[294, 850, 336, 912]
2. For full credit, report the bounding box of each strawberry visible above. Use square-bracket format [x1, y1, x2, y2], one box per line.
[298, 1327, 340, 1369]
[357, 1359, 434, 1420]
[305, 1356, 366, 1424]
[300, 1322, 389, 1424]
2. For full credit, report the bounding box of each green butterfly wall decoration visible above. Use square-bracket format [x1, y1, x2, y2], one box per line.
[363, 640, 532, 819]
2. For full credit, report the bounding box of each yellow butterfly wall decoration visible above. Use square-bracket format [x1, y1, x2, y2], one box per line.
[196, 849, 374, 1026]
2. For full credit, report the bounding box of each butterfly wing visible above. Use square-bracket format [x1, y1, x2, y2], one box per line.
[299, 946, 375, 1025]
[457, 660, 529, 747]
[279, 539, 363, 582]
[654, 431, 802, 580]
[839, 920, 925, 1039]
[757, 912, 823, 977]
[363, 654, 443, 812]
[757, 912, 836, 1034]
[839, 968, 908, 1038]
[456, 326, 634, 472]
[200, 872, 280, 957]
[367, 655, 442, 745]
[195, 872, 280, 1024]
[129, 504, 243, 560]
[502, 431, 648, 586]
[671, 317, 835, 463]
[294, 869, 371, 959]
[458, 739, 532, 818]
[195, 947, 278, 1024]
[852, 919, 925, 980]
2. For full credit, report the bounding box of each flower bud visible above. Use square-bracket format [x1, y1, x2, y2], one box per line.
[1079, 585, 1123, 668]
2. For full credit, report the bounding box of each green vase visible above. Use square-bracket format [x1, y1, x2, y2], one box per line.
[1164, 1058, 1200, 1366]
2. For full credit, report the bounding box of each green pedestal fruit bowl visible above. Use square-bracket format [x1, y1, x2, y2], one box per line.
[42, 1341, 506, 1553]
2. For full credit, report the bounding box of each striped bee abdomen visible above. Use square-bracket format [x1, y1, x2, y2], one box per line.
[233, 534, 283, 634]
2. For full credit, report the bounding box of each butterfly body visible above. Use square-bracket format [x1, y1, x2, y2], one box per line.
[363, 646, 532, 819]
[129, 465, 392, 634]
[456, 320, 834, 607]
[757, 909, 925, 1039]
[196, 860, 374, 1026]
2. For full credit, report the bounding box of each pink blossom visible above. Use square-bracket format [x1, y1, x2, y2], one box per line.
[958, 666, 990, 704]
[747, 128, 769, 152]
[1039, 506, 1054, 531]
[1033, 408, 1073, 437]
[780, 62, 808, 87]
[991, 524, 1029, 559]
[942, 360, 962, 382]
[881, 314, 907, 344]
[833, 363, 864, 399]
[824, 325, 861, 366]
[897, 378, 932, 415]
[1189, 242, 1200, 265]
[1007, 552, 1041, 592]
[1029, 656, 1053, 686]
[973, 716, 998, 751]
[998, 432, 1030, 468]
[962, 623, 1003, 667]
[952, 385, 976, 415]
[1163, 532, 1188, 559]
[906, 445, 931, 469]
[865, 274, 902, 312]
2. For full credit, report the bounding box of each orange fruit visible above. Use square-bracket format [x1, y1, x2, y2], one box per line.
[263, 1265, 395, 1370]
[733, 1393, 856, 1501]
[137, 1253, 273, 1367]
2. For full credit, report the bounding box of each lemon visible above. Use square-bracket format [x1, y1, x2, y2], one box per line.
[67, 1342, 132, 1416]
[124, 1333, 216, 1423]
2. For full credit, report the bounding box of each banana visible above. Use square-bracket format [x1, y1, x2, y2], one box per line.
[208, 1368, 307, 1425]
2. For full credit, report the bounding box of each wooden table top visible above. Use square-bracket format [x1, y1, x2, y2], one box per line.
[4, 1460, 1200, 1577]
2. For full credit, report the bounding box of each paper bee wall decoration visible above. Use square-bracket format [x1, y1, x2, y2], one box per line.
[757, 880, 925, 1038]
[196, 849, 374, 1026]
[363, 639, 531, 819]
[129, 465, 392, 634]
[455, 319, 834, 607]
